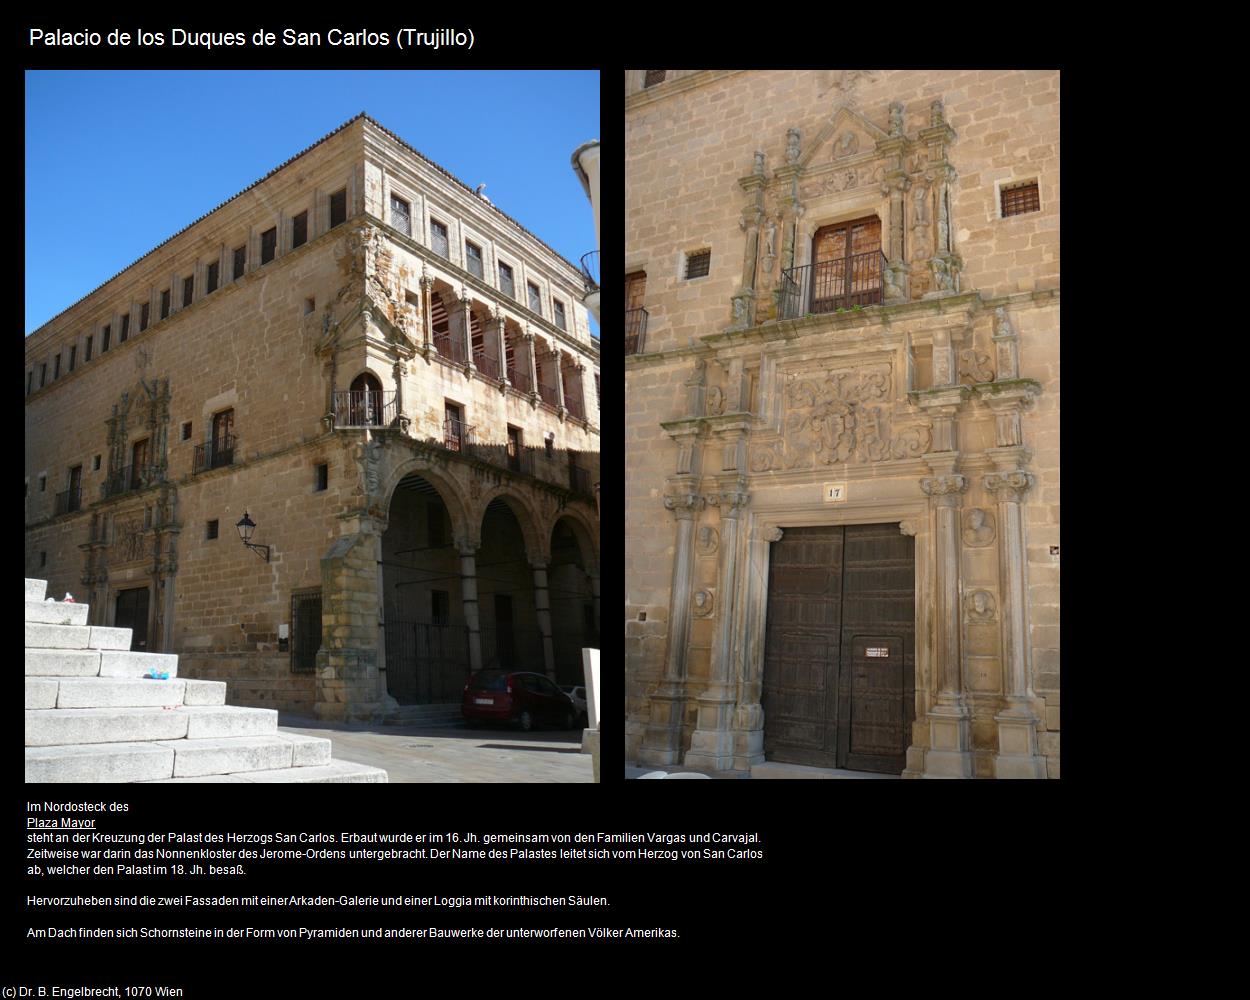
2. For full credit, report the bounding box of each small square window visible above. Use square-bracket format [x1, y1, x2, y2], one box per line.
[315, 463, 328, 491]
[292, 211, 308, 249]
[261, 227, 277, 265]
[181, 422, 192, 441]
[93, 455, 101, 471]
[1001, 180, 1040, 218]
[206, 519, 219, 540]
[183, 275, 194, 308]
[160, 289, 171, 320]
[685, 249, 711, 280]
[207, 261, 219, 294]
[329, 188, 347, 228]
[233, 246, 246, 280]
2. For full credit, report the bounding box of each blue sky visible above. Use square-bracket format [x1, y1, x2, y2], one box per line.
[25, 70, 600, 335]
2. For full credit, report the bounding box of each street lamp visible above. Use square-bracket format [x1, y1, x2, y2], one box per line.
[235, 510, 270, 562]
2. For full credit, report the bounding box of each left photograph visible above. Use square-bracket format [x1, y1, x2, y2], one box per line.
[25, 70, 601, 783]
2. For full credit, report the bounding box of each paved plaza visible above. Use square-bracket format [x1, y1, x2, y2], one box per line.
[278, 714, 594, 783]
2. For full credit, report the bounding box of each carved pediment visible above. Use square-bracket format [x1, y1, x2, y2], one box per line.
[799, 106, 892, 171]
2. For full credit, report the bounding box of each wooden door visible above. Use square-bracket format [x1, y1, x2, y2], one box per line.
[114, 587, 150, 652]
[761, 523, 915, 773]
[811, 217, 882, 313]
[625, 271, 647, 312]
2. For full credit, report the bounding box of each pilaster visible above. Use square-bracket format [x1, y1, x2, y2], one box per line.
[529, 557, 557, 680]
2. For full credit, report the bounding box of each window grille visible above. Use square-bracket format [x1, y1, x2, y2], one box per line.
[1001, 180, 1040, 217]
[430, 219, 448, 258]
[290, 590, 322, 674]
[645, 70, 666, 88]
[685, 249, 711, 279]
[391, 195, 411, 237]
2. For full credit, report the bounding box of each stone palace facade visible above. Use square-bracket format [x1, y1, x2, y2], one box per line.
[625, 70, 1058, 778]
[25, 113, 601, 722]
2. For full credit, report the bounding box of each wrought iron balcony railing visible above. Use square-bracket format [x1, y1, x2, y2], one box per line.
[779, 250, 887, 319]
[55, 487, 82, 516]
[473, 349, 501, 383]
[625, 308, 648, 355]
[537, 380, 560, 410]
[332, 390, 397, 428]
[444, 417, 475, 454]
[193, 434, 236, 474]
[103, 463, 159, 498]
[508, 361, 533, 394]
[580, 250, 600, 293]
[433, 330, 466, 364]
[565, 394, 586, 422]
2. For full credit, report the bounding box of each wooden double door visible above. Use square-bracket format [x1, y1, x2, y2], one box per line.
[761, 523, 915, 774]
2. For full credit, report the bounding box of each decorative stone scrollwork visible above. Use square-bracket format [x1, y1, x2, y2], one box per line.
[959, 348, 995, 385]
[707, 489, 750, 519]
[920, 474, 968, 498]
[663, 492, 705, 519]
[962, 508, 996, 546]
[965, 589, 997, 621]
[763, 526, 784, 543]
[749, 366, 931, 471]
[984, 471, 1035, 503]
[899, 520, 917, 537]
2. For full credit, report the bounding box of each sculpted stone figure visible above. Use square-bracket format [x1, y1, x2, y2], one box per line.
[994, 306, 1015, 338]
[967, 589, 996, 621]
[764, 219, 777, 259]
[753, 150, 766, 175]
[837, 132, 858, 157]
[930, 256, 953, 292]
[962, 507, 995, 546]
[786, 127, 801, 164]
[913, 184, 929, 223]
[889, 101, 904, 136]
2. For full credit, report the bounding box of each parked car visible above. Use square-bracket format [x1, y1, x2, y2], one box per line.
[560, 685, 589, 727]
[462, 670, 579, 731]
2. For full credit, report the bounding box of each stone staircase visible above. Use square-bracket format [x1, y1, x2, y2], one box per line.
[24, 579, 387, 783]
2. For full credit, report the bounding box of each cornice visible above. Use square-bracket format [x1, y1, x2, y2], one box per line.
[625, 71, 747, 113]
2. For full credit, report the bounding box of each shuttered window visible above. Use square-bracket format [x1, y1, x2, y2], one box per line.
[498, 262, 515, 299]
[1001, 180, 1040, 217]
[685, 249, 711, 279]
[391, 195, 411, 237]
[553, 299, 566, 331]
[430, 219, 448, 258]
[527, 282, 542, 315]
[465, 241, 483, 278]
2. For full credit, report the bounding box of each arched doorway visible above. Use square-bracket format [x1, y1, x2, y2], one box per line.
[476, 499, 544, 674]
[381, 472, 467, 704]
[347, 371, 384, 427]
[548, 516, 598, 685]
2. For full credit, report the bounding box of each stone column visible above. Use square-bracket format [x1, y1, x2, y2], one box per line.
[552, 349, 567, 413]
[733, 522, 779, 770]
[459, 292, 475, 372]
[919, 470, 973, 777]
[459, 539, 483, 674]
[984, 466, 1045, 778]
[524, 330, 540, 402]
[419, 274, 433, 354]
[530, 558, 557, 679]
[492, 309, 510, 387]
[637, 489, 704, 766]
[684, 481, 748, 772]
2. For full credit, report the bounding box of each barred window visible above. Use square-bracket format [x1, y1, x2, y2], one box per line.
[430, 218, 448, 258]
[1001, 180, 1040, 218]
[391, 195, 411, 237]
[290, 590, 322, 674]
[685, 249, 711, 279]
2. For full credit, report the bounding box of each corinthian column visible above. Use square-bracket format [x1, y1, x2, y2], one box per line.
[684, 481, 749, 772]
[637, 489, 705, 766]
[919, 471, 974, 778]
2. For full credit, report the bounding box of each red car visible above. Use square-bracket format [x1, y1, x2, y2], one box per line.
[462, 670, 580, 731]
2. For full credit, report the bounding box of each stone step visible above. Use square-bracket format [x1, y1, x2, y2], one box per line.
[33, 677, 187, 709]
[24, 649, 180, 678]
[25, 600, 90, 626]
[749, 761, 900, 779]
[26, 742, 176, 783]
[25, 623, 132, 650]
[26, 579, 47, 602]
[228, 760, 389, 783]
[25, 705, 279, 747]
[25, 733, 334, 783]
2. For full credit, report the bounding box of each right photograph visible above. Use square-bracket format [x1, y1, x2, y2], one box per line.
[624, 70, 1058, 779]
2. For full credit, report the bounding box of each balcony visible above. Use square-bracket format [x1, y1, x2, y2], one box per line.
[332, 390, 397, 428]
[433, 329, 466, 364]
[473, 349, 501, 384]
[580, 250, 599, 293]
[103, 464, 158, 498]
[569, 465, 592, 497]
[444, 417, 474, 454]
[54, 487, 82, 516]
[625, 308, 648, 355]
[508, 360, 533, 394]
[779, 251, 887, 319]
[537, 379, 560, 411]
[193, 434, 236, 474]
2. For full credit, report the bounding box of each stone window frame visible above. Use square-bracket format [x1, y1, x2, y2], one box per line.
[429, 215, 451, 260]
[390, 191, 414, 239]
[464, 238, 485, 279]
[794, 195, 890, 272]
[462, 220, 491, 277]
[497, 256, 517, 300]
[995, 176, 1041, 221]
[526, 279, 544, 318]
